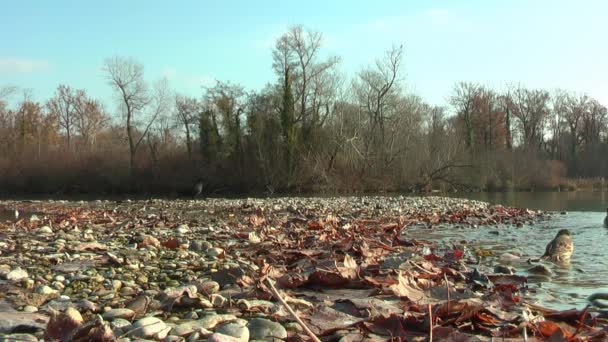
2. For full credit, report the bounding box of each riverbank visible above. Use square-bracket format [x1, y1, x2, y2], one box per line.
[0, 197, 606, 341]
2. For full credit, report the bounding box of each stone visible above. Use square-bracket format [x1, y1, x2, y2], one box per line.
[195, 314, 237, 330]
[211, 294, 227, 308]
[37, 285, 59, 295]
[190, 240, 213, 252]
[102, 308, 136, 320]
[527, 264, 553, 276]
[207, 248, 224, 258]
[247, 318, 287, 340]
[207, 333, 242, 342]
[22, 306, 38, 313]
[110, 318, 132, 332]
[216, 322, 249, 342]
[493, 265, 515, 274]
[6, 268, 28, 281]
[176, 224, 190, 235]
[171, 323, 195, 336]
[38, 226, 53, 234]
[130, 316, 168, 338]
[0, 333, 38, 342]
[193, 280, 220, 295]
[184, 311, 199, 320]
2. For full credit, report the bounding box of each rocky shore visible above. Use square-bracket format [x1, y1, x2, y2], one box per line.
[0, 196, 606, 341]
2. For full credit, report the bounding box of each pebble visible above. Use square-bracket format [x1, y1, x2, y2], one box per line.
[211, 294, 227, 307]
[37, 226, 53, 234]
[130, 316, 169, 339]
[102, 308, 136, 320]
[207, 333, 242, 342]
[207, 248, 224, 258]
[216, 322, 249, 342]
[22, 306, 38, 313]
[37, 285, 59, 295]
[190, 240, 213, 252]
[195, 314, 237, 330]
[527, 264, 553, 276]
[247, 318, 287, 340]
[6, 268, 28, 281]
[0, 333, 39, 342]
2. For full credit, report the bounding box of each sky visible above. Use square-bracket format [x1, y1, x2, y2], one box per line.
[1, 0, 607, 109]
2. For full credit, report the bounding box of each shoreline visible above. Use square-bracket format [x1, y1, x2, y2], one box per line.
[1, 197, 605, 340]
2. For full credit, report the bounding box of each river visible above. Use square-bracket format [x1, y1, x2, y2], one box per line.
[410, 191, 608, 311]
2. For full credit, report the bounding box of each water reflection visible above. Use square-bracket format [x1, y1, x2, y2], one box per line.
[445, 191, 608, 212]
[405, 211, 608, 310]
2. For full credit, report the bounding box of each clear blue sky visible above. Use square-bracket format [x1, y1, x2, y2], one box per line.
[1, 0, 607, 109]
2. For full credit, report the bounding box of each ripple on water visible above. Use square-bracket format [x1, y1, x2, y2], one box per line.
[404, 211, 608, 310]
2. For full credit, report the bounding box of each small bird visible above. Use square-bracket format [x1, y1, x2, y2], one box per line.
[604, 208, 607, 228]
[541, 229, 574, 263]
[192, 179, 204, 199]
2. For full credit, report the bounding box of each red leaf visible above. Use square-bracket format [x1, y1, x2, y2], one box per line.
[161, 238, 179, 249]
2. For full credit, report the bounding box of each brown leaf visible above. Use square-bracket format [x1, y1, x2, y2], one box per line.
[389, 271, 426, 301]
[307, 220, 323, 230]
[536, 321, 573, 339]
[70, 317, 115, 342]
[249, 213, 265, 227]
[44, 307, 83, 341]
[161, 238, 180, 249]
[139, 235, 160, 248]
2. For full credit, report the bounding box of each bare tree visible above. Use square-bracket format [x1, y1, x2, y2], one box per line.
[272, 25, 340, 140]
[449, 82, 481, 149]
[0, 85, 17, 100]
[353, 45, 404, 173]
[174, 95, 199, 161]
[73, 97, 109, 149]
[507, 85, 550, 151]
[46, 85, 77, 151]
[103, 56, 168, 177]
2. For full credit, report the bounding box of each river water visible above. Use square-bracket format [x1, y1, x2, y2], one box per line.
[408, 191, 608, 311]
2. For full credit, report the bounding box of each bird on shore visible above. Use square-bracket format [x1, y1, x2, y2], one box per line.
[604, 208, 607, 228]
[541, 229, 573, 263]
[192, 179, 204, 199]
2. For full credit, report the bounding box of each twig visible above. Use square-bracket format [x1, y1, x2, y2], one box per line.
[428, 303, 433, 342]
[444, 272, 451, 315]
[572, 305, 591, 339]
[265, 278, 321, 342]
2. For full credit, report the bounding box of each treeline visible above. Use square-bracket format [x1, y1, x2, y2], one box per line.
[1, 25, 607, 196]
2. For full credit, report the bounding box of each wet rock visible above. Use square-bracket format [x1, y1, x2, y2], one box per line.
[494, 265, 515, 275]
[527, 264, 553, 276]
[247, 318, 287, 340]
[216, 322, 249, 342]
[499, 253, 521, 262]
